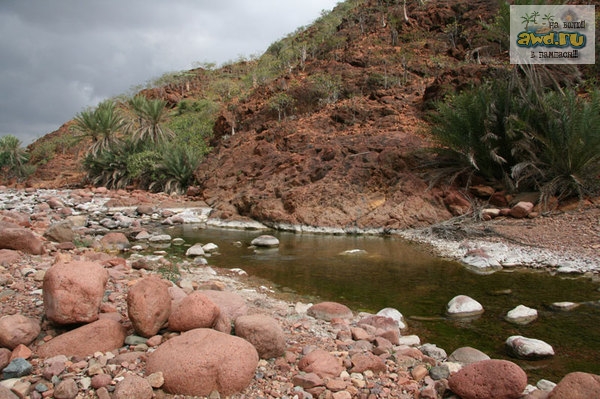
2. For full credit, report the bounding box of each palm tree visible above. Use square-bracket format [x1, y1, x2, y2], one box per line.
[521, 13, 534, 31]
[0, 134, 31, 180]
[71, 100, 126, 155]
[127, 95, 174, 145]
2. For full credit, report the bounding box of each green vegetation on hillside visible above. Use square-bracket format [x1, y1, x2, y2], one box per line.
[0, 135, 33, 181]
[427, 67, 600, 205]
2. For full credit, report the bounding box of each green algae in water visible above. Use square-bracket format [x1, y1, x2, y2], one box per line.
[165, 226, 600, 383]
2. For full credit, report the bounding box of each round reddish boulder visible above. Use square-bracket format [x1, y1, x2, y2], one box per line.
[448, 359, 527, 399]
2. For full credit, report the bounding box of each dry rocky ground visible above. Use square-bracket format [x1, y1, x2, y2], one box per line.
[0, 187, 599, 399]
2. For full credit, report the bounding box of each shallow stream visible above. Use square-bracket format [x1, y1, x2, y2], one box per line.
[164, 225, 600, 382]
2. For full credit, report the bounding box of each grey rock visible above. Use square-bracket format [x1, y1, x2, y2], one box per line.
[2, 357, 33, 379]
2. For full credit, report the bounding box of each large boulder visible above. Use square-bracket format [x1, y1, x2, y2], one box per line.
[448, 359, 528, 399]
[168, 292, 220, 332]
[0, 314, 41, 350]
[36, 319, 126, 358]
[113, 375, 153, 399]
[250, 235, 279, 247]
[307, 302, 353, 321]
[127, 276, 172, 338]
[201, 290, 248, 321]
[0, 225, 45, 255]
[548, 372, 600, 399]
[146, 328, 258, 396]
[235, 314, 286, 359]
[506, 335, 554, 359]
[43, 260, 109, 325]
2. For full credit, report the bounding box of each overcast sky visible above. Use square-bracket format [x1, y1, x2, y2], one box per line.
[0, 1, 339, 146]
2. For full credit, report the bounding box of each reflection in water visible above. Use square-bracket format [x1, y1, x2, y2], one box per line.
[164, 225, 600, 382]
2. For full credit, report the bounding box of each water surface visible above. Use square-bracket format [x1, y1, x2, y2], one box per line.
[164, 225, 600, 382]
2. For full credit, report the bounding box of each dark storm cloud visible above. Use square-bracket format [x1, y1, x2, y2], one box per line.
[0, 0, 338, 144]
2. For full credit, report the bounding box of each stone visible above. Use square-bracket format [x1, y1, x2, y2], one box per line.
[99, 232, 130, 251]
[127, 276, 172, 337]
[202, 243, 219, 253]
[92, 374, 113, 389]
[448, 359, 528, 399]
[10, 344, 32, 361]
[36, 319, 126, 359]
[43, 260, 109, 325]
[548, 372, 600, 399]
[168, 292, 220, 332]
[350, 352, 386, 373]
[358, 315, 401, 334]
[0, 226, 45, 255]
[146, 371, 164, 388]
[376, 307, 406, 329]
[113, 375, 153, 399]
[506, 336, 554, 359]
[2, 357, 32, 379]
[292, 372, 324, 389]
[0, 314, 41, 349]
[0, 348, 10, 369]
[510, 201, 534, 218]
[446, 295, 484, 318]
[185, 243, 205, 257]
[419, 343, 447, 362]
[201, 290, 248, 322]
[250, 235, 280, 247]
[146, 328, 259, 396]
[307, 302, 353, 321]
[136, 205, 154, 215]
[44, 221, 75, 243]
[447, 347, 491, 365]
[235, 314, 286, 359]
[0, 385, 18, 399]
[53, 378, 78, 399]
[0, 249, 21, 266]
[505, 305, 538, 325]
[298, 349, 344, 378]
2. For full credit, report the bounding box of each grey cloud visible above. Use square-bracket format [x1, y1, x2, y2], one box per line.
[0, 0, 338, 144]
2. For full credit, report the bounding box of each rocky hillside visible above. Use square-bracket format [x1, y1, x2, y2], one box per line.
[23, 0, 595, 230]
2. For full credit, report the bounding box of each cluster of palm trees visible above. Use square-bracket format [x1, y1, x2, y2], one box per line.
[71, 95, 208, 194]
[71, 95, 174, 154]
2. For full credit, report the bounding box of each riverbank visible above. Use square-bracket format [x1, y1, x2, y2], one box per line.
[1, 187, 599, 398]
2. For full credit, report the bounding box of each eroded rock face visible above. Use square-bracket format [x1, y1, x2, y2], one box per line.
[448, 359, 528, 399]
[127, 276, 172, 338]
[43, 260, 109, 325]
[36, 319, 126, 359]
[146, 328, 258, 396]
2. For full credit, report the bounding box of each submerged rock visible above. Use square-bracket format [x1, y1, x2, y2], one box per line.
[251, 235, 279, 248]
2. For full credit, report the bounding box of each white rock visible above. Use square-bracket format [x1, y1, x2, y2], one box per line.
[185, 243, 205, 257]
[149, 234, 172, 242]
[536, 379, 557, 391]
[376, 307, 407, 329]
[446, 295, 484, 317]
[551, 301, 580, 311]
[251, 235, 280, 247]
[202, 243, 219, 253]
[230, 268, 248, 276]
[339, 249, 367, 256]
[295, 302, 313, 314]
[505, 305, 538, 325]
[506, 335, 554, 359]
[397, 335, 420, 347]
